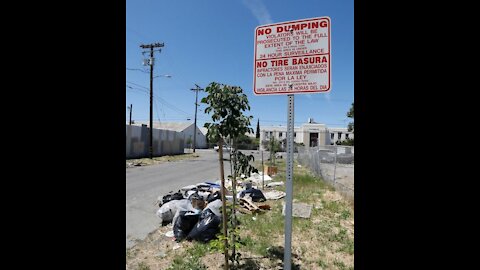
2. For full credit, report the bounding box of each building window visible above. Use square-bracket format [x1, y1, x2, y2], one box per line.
[294, 132, 296, 137]
[330, 133, 334, 139]
[265, 132, 268, 138]
[279, 132, 282, 137]
[338, 132, 342, 140]
[345, 133, 349, 139]
[270, 131, 273, 137]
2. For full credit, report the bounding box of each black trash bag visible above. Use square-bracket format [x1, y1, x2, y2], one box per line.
[162, 190, 184, 206]
[186, 209, 221, 242]
[207, 190, 221, 203]
[173, 210, 200, 241]
[239, 188, 266, 202]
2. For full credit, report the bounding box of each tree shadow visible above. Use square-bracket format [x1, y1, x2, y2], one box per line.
[266, 246, 301, 270]
[233, 258, 262, 270]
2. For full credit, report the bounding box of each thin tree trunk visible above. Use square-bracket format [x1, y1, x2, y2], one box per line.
[218, 138, 229, 270]
[231, 139, 238, 266]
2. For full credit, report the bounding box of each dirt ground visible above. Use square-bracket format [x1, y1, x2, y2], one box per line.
[127, 189, 354, 270]
[127, 160, 354, 270]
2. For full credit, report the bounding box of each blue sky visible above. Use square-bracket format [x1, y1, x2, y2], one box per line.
[126, 0, 353, 129]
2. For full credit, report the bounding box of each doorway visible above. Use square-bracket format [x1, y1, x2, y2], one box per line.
[309, 133, 318, 147]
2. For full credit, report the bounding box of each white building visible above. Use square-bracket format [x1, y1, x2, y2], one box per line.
[133, 121, 207, 149]
[328, 127, 353, 145]
[259, 118, 353, 148]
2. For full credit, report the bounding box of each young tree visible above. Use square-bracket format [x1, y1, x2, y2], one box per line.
[347, 102, 354, 132]
[202, 82, 254, 269]
[268, 136, 280, 166]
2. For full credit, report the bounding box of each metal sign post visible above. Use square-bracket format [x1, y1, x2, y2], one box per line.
[284, 94, 295, 269]
[252, 17, 331, 269]
[261, 150, 265, 190]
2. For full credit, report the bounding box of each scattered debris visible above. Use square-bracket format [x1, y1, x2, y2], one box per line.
[282, 202, 313, 218]
[161, 191, 184, 206]
[263, 190, 286, 200]
[239, 188, 266, 202]
[246, 172, 273, 185]
[239, 198, 260, 212]
[266, 181, 284, 188]
[155, 179, 278, 244]
[297, 164, 302, 168]
[252, 216, 257, 221]
[180, 185, 197, 192]
[237, 207, 252, 215]
[172, 243, 181, 250]
[257, 204, 272, 210]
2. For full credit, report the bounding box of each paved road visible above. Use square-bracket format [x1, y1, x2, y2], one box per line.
[126, 149, 232, 248]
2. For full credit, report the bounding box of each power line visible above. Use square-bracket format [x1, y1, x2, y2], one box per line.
[126, 81, 192, 116]
[126, 86, 193, 118]
[153, 98, 162, 124]
[126, 68, 149, 73]
[126, 81, 149, 90]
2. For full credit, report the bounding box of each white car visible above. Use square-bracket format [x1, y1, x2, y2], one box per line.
[214, 144, 232, 152]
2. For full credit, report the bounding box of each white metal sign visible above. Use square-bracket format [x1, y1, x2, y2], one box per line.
[253, 17, 331, 95]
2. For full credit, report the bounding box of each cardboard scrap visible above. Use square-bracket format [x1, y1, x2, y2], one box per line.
[282, 202, 312, 218]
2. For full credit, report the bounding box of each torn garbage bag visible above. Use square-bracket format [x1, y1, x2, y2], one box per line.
[186, 209, 221, 242]
[173, 210, 200, 241]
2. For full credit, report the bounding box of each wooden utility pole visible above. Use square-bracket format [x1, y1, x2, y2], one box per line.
[128, 104, 133, 125]
[140, 42, 164, 159]
[190, 84, 204, 153]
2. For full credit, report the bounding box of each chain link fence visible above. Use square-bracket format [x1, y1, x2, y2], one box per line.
[297, 146, 354, 203]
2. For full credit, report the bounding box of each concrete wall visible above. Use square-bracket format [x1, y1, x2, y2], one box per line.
[126, 125, 185, 159]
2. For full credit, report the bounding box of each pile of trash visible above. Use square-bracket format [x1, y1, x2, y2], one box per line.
[156, 173, 286, 243]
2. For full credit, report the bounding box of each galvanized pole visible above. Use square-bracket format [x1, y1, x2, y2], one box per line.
[284, 94, 294, 270]
[333, 145, 338, 185]
[261, 150, 264, 190]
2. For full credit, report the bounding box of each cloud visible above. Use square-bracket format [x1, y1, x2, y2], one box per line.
[324, 92, 331, 102]
[242, 0, 273, 25]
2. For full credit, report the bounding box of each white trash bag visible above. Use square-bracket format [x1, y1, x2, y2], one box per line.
[156, 199, 192, 224]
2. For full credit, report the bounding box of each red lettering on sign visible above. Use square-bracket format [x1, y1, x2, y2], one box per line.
[270, 59, 288, 66]
[276, 20, 328, 33]
[257, 28, 272, 35]
[256, 61, 267, 68]
[292, 56, 328, 65]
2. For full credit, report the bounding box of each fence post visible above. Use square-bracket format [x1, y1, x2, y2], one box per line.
[333, 145, 338, 185]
